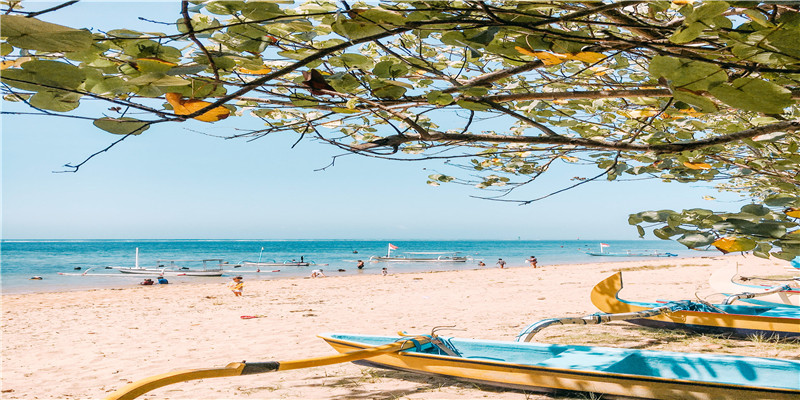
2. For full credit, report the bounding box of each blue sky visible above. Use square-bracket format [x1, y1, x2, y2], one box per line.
[1, 1, 743, 240]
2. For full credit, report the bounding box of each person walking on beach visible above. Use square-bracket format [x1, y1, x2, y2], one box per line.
[527, 256, 538, 268]
[228, 276, 244, 296]
[496, 258, 506, 268]
[381, 267, 388, 276]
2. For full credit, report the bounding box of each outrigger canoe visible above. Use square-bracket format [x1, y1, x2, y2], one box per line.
[709, 265, 799, 307]
[321, 333, 800, 400]
[105, 331, 800, 400]
[584, 272, 799, 338]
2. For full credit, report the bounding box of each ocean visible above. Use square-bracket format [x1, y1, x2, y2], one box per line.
[1, 239, 695, 294]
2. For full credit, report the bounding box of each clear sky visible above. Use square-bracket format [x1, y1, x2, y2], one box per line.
[1, 1, 744, 240]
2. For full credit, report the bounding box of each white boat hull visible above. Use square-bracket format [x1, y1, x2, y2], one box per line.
[371, 257, 467, 262]
[114, 268, 223, 277]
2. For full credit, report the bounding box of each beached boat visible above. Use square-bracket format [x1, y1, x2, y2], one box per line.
[105, 331, 800, 400]
[570, 272, 800, 338]
[321, 333, 800, 400]
[709, 265, 799, 307]
[107, 249, 225, 277]
[112, 259, 225, 277]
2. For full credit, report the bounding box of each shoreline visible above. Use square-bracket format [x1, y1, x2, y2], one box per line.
[2, 253, 710, 296]
[2, 255, 798, 399]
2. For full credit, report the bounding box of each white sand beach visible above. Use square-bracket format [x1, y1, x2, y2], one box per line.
[2, 255, 798, 399]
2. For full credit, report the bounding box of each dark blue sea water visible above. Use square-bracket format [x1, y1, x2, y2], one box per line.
[1, 240, 694, 294]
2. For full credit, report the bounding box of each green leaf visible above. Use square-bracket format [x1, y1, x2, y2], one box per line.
[673, 91, 718, 113]
[649, 56, 727, 91]
[289, 94, 318, 107]
[691, 1, 729, 22]
[334, 53, 374, 70]
[0, 60, 86, 92]
[456, 99, 490, 111]
[126, 73, 190, 87]
[677, 232, 716, 248]
[373, 61, 409, 79]
[709, 77, 794, 114]
[1, 15, 92, 52]
[93, 117, 150, 135]
[670, 21, 706, 44]
[427, 90, 454, 106]
[1, 42, 13, 56]
[765, 194, 798, 207]
[370, 80, 407, 99]
[740, 204, 769, 216]
[28, 90, 82, 112]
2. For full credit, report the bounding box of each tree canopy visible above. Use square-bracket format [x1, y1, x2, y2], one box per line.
[3, 1, 800, 259]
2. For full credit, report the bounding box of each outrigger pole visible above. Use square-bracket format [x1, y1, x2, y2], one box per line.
[105, 335, 431, 400]
[722, 283, 794, 305]
[516, 303, 683, 342]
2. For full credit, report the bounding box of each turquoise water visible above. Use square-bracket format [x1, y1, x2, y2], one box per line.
[1, 240, 693, 294]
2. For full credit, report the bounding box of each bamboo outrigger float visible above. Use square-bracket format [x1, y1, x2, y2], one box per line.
[104, 330, 800, 400]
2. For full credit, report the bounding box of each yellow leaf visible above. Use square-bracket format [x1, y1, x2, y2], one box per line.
[552, 99, 569, 105]
[702, 196, 716, 201]
[165, 92, 230, 122]
[624, 109, 659, 118]
[237, 65, 272, 75]
[588, 66, 611, 76]
[533, 52, 568, 66]
[712, 237, 755, 254]
[683, 162, 712, 170]
[567, 52, 605, 63]
[785, 208, 800, 218]
[560, 156, 579, 163]
[1, 57, 31, 70]
[514, 46, 538, 57]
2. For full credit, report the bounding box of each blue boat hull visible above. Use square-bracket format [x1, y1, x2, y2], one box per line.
[321, 333, 800, 399]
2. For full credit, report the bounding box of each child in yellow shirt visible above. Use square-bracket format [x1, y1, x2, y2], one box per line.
[228, 276, 244, 297]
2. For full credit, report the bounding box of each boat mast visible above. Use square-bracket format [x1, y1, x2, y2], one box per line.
[258, 247, 264, 263]
[135, 247, 139, 269]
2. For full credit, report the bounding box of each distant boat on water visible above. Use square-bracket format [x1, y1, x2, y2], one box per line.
[585, 243, 677, 257]
[369, 243, 467, 262]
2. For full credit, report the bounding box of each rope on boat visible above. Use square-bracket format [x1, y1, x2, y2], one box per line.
[722, 284, 793, 305]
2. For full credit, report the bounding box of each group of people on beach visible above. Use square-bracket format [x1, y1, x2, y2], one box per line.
[478, 256, 538, 269]
[140, 277, 169, 285]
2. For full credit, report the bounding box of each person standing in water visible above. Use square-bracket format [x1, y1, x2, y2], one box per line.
[356, 260, 365, 269]
[496, 258, 506, 268]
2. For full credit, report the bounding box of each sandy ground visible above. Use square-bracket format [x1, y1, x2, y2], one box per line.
[2, 254, 798, 400]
